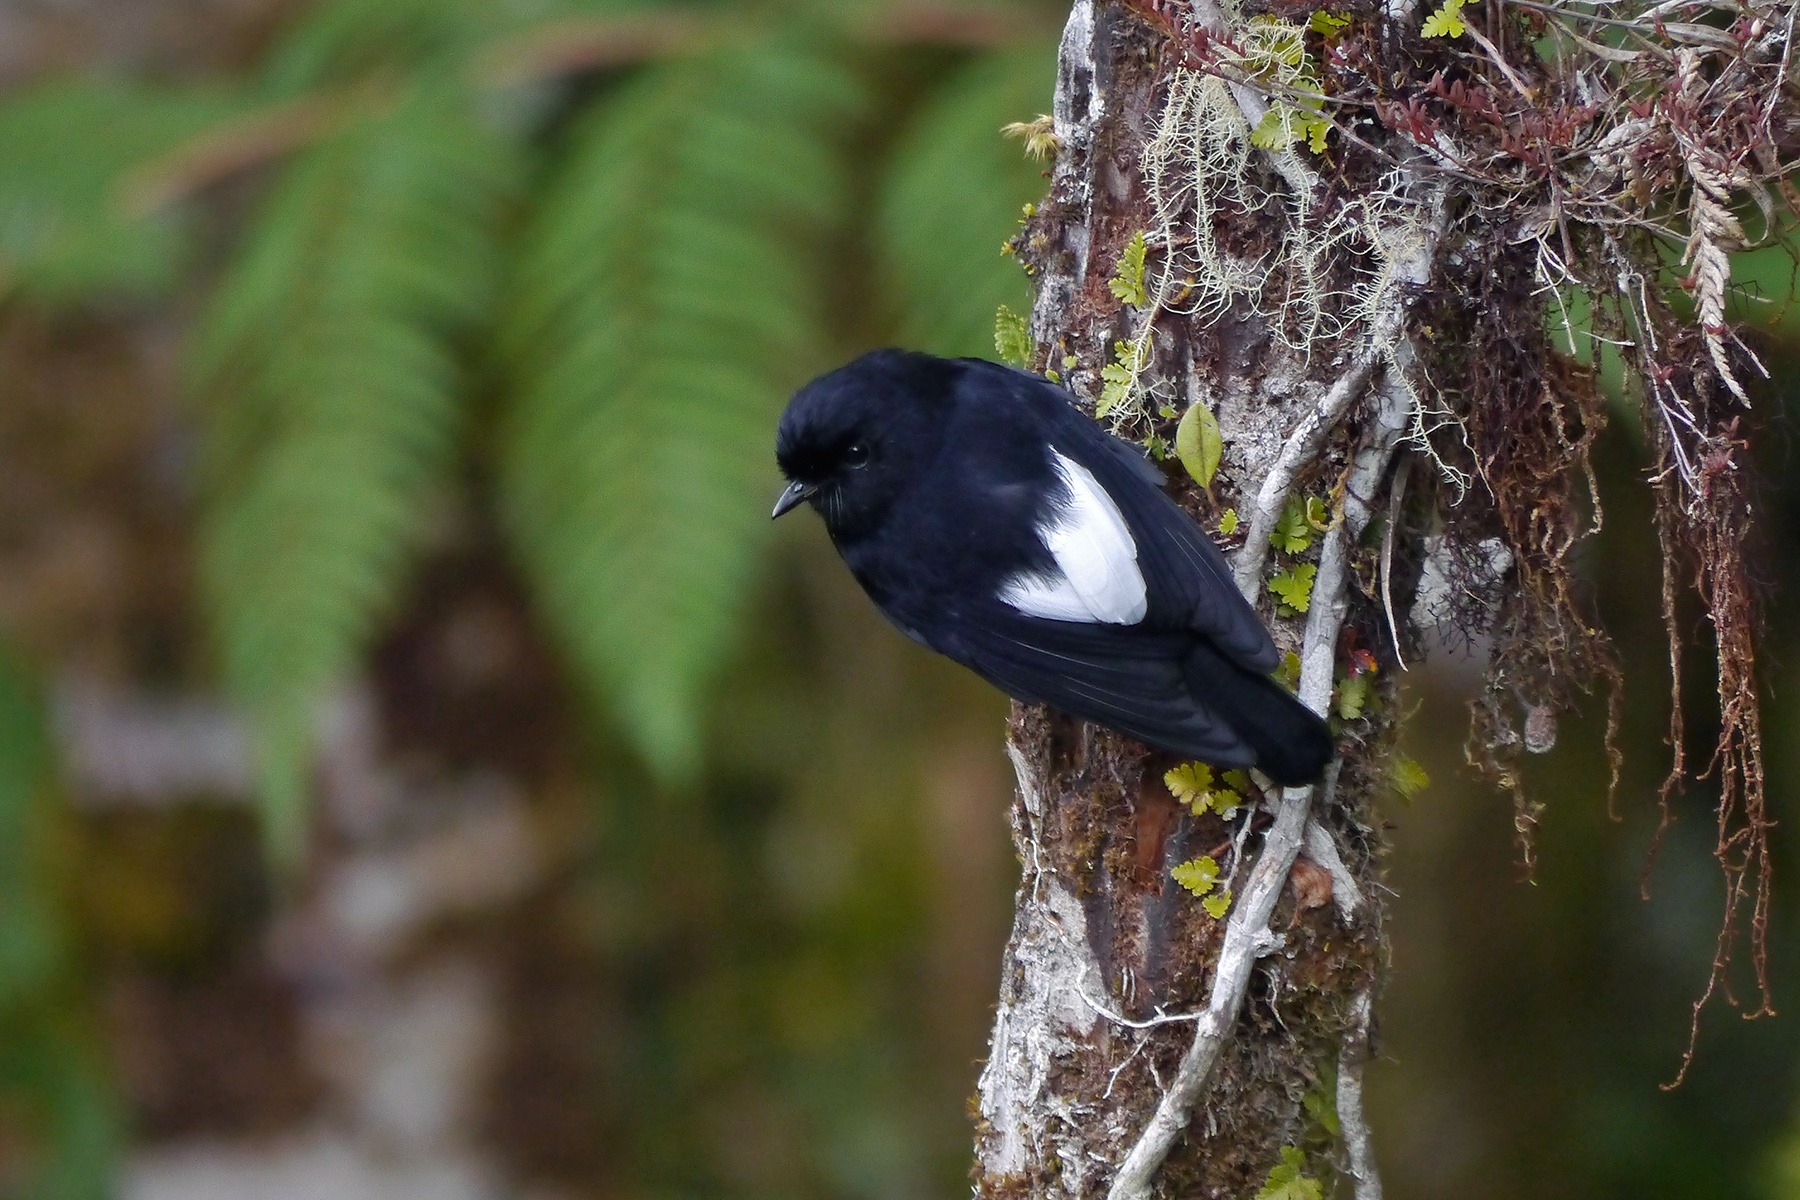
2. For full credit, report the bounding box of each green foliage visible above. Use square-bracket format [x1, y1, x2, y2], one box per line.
[1108, 230, 1149, 307]
[1165, 762, 1242, 818]
[1174, 397, 1223, 489]
[1307, 10, 1352, 34]
[501, 38, 867, 781]
[1422, 0, 1468, 37]
[0, 653, 120, 1200]
[1270, 494, 1316, 553]
[1238, 16, 1333, 154]
[1256, 1146, 1324, 1200]
[1275, 649, 1303, 689]
[1302, 1072, 1340, 1136]
[0, 656, 56, 1013]
[1390, 754, 1432, 801]
[1171, 855, 1221, 897]
[0, 79, 241, 303]
[1251, 104, 1331, 155]
[194, 84, 516, 858]
[261, 0, 652, 96]
[0, 2, 1066, 860]
[1202, 889, 1233, 918]
[1269, 562, 1318, 615]
[1165, 761, 1213, 808]
[262, 0, 495, 93]
[1218, 506, 1240, 536]
[1334, 670, 1373, 720]
[877, 45, 1056, 357]
[994, 304, 1033, 366]
[1097, 339, 1147, 418]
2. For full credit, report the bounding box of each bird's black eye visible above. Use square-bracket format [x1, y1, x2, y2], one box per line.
[842, 441, 870, 469]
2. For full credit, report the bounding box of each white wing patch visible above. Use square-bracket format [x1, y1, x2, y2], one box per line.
[997, 451, 1147, 625]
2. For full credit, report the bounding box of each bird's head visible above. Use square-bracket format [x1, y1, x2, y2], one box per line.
[772, 349, 954, 540]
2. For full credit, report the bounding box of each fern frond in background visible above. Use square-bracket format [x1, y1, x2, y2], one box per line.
[0, 652, 119, 1200]
[261, 0, 663, 97]
[0, 80, 241, 304]
[876, 45, 1056, 358]
[193, 84, 517, 858]
[500, 36, 867, 781]
[261, 0, 503, 95]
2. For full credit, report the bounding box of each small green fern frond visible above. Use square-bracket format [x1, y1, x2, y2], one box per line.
[876, 45, 1057, 357]
[194, 85, 517, 859]
[501, 37, 866, 781]
[0, 79, 242, 304]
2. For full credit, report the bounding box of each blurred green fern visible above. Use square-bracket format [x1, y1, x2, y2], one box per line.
[0, 79, 242, 304]
[500, 36, 867, 781]
[0, 3, 1063, 835]
[193, 83, 517, 858]
[262, 0, 500, 94]
[877, 45, 1056, 357]
[262, 0, 667, 97]
[0, 653, 120, 1200]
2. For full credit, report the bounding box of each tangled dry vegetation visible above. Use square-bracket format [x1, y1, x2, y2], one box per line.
[1099, 0, 1795, 1078]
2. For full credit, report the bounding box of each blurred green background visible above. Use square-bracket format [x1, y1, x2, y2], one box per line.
[0, 1, 1795, 1197]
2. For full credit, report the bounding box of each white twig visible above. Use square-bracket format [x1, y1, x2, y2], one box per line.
[1381, 457, 1410, 670]
[1227, 174, 1444, 597]
[1105, 1036, 1156, 1099]
[1231, 356, 1379, 600]
[1463, 22, 1537, 102]
[1302, 820, 1364, 920]
[1103, 776, 1317, 1200]
[1337, 991, 1384, 1200]
[1108, 284, 1426, 1200]
[1110, 411, 1398, 1200]
[1080, 992, 1211, 1030]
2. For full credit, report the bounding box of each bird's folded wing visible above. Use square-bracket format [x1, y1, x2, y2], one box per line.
[971, 361, 1278, 675]
[908, 600, 1253, 763]
[1072, 435, 1280, 674]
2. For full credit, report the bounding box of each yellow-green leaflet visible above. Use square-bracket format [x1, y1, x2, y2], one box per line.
[1174, 398, 1223, 490]
[1421, 0, 1466, 37]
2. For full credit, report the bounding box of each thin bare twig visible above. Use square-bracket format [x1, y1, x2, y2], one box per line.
[1108, 342, 1420, 1200]
[1337, 991, 1384, 1200]
[1232, 357, 1380, 600]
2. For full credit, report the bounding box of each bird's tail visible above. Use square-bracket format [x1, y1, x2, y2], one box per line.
[1184, 642, 1334, 786]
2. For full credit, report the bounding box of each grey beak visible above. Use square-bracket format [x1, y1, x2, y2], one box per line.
[771, 480, 818, 519]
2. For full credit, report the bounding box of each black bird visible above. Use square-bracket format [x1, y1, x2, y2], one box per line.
[772, 349, 1333, 786]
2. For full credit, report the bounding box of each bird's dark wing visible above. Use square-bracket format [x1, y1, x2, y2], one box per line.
[1084, 454, 1280, 673]
[895, 596, 1255, 765]
[966, 361, 1279, 674]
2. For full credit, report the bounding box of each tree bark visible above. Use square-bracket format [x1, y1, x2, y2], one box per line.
[972, 3, 1448, 1195]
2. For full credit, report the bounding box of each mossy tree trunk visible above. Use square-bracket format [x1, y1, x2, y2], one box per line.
[972, 3, 1446, 1196]
[972, 0, 1794, 1184]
